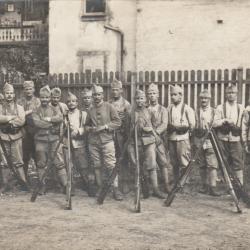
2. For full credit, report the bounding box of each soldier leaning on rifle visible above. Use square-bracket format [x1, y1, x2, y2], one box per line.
[167, 85, 196, 185]
[85, 85, 123, 200]
[193, 90, 220, 196]
[17, 80, 41, 179]
[109, 79, 131, 195]
[31, 85, 67, 193]
[213, 84, 247, 185]
[63, 92, 95, 196]
[147, 83, 171, 193]
[0, 83, 27, 193]
[127, 89, 167, 199]
[82, 88, 93, 112]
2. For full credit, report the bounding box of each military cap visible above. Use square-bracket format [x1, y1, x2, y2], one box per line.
[82, 88, 92, 97]
[3, 82, 14, 92]
[51, 87, 62, 97]
[199, 89, 211, 98]
[23, 80, 34, 89]
[111, 79, 122, 89]
[170, 84, 183, 94]
[39, 85, 51, 96]
[225, 84, 238, 93]
[147, 83, 159, 93]
[67, 92, 77, 100]
[92, 84, 103, 94]
[135, 89, 146, 98]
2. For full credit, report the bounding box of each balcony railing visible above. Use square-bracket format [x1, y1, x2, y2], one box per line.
[0, 24, 47, 43]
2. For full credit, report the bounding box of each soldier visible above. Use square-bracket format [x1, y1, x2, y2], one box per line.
[0, 83, 27, 193]
[50, 87, 68, 116]
[82, 88, 92, 112]
[32, 85, 67, 193]
[127, 89, 166, 199]
[109, 79, 131, 194]
[193, 90, 220, 196]
[17, 80, 40, 178]
[85, 85, 123, 200]
[0, 93, 4, 104]
[167, 85, 195, 185]
[64, 92, 95, 196]
[147, 83, 171, 193]
[214, 84, 247, 185]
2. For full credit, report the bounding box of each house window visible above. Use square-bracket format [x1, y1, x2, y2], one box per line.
[7, 4, 14, 12]
[82, 0, 106, 21]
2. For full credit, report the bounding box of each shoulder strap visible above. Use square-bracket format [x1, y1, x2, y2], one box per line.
[223, 103, 226, 119]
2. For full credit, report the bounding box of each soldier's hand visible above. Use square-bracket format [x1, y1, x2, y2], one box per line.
[95, 125, 107, 132]
[85, 126, 97, 133]
[244, 143, 250, 154]
[71, 129, 78, 137]
[7, 115, 16, 121]
[143, 127, 153, 133]
[43, 117, 51, 122]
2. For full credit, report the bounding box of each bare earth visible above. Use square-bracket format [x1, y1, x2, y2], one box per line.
[0, 188, 250, 250]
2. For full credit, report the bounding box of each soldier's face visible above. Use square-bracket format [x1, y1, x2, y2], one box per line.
[111, 88, 122, 98]
[171, 92, 182, 104]
[148, 90, 159, 103]
[40, 94, 51, 107]
[51, 95, 61, 105]
[226, 91, 237, 102]
[67, 98, 78, 110]
[135, 96, 145, 107]
[83, 95, 92, 106]
[4, 90, 15, 102]
[24, 87, 34, 97]
[200, 97, 210, 108]
[93, 92, 103, 104]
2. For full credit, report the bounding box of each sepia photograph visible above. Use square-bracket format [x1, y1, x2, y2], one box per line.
[0, 0, 250, 249]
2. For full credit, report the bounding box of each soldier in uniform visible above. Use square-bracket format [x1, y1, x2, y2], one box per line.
[214, 84, 247, 185]
[0, 93, 4, 104]
[127, 89, 166, 199]
[167, 85, 195, 185]
[17, 80, 40, 178]
[193, 90, 220, 196]
[50, 87, 68, 116]
[82, 88, 92, 112]
[0, 83, 27, 193]
[147, 83, 171, 193]
[32, 85, 67, 192]
[109, 79, 131, 195]
[85, 85, 123, 200]
[64, 92, 95, 196]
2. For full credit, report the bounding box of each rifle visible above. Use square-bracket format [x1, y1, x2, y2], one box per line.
[164, 128, 212, 207]
[65, 115, 72, 210]
[30, 130, 66, 202]
[134, 117, 141, 212]
[210, 129, 250, 211]
[0, 135, 28, 189]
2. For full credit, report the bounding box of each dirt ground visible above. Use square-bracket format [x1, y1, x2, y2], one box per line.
[1, 186, 250, 250]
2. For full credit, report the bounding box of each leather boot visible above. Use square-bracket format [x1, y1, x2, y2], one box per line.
[208, 186, 221, 197]
[112, 186, 123, 201]
[16, 166, 29, 191]
[37, 168, 46, 195]
[150, 170, 167, 199]
[57, 168, 67, 188]
[235, 170, 244, 185]
[95, 169, 103, 197]
[162, 168, 171, 193]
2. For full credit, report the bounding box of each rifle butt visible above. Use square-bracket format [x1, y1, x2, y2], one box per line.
[164, 192, 176, 207]
[65, 198, 72, 210]
[30, 192, 38, 202]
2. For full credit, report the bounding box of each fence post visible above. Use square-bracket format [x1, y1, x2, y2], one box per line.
[131, 72, 137, 106]
[237, 67, 243, 104]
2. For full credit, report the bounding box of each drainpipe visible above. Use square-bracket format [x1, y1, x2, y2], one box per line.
[104, 24, 124, 72]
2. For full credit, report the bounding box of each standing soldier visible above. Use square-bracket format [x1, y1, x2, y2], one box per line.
[50, 87, 68, 116]
[17, 80, 40, 178]
[82, 88, 92, 112]
[0, 83, 27, 192]
[32, 86, 67, 193]
[147, 83, 171, 193]
[109, 79, 131, 194]
[193, 90, 220, 196]
[214, 84, 247, 185]
[64, 92, 95, 196]
[127, 89, 166, 199]
[85, 85, 123, 200]
[167, 85, 196, 185]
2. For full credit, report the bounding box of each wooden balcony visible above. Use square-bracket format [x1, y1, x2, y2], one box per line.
[0, 24, 47, 45]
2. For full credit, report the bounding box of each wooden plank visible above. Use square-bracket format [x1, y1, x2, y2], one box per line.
[237, 67, 243, 104]
[75, 73, 80, 84]
[184, 70, 190, 106]
[190, 70, 195, 109]
[80, 72, 85, 84]
[69, 73, 74, 84]
[211, 69, 216, 107]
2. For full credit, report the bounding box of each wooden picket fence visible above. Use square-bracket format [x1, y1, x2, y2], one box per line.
[1, 68, 250, 109]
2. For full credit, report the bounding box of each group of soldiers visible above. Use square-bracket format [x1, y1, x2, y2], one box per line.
[0, 78, 249, 203]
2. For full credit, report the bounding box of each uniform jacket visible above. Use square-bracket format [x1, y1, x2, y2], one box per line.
[64, 108, 87, 149]
[32, 105, 63, 142]
[167, 103, 195, 141]
[85, 101, 121, 144]
[213, 101, 247, 142]
[0, 101, 25, 141]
